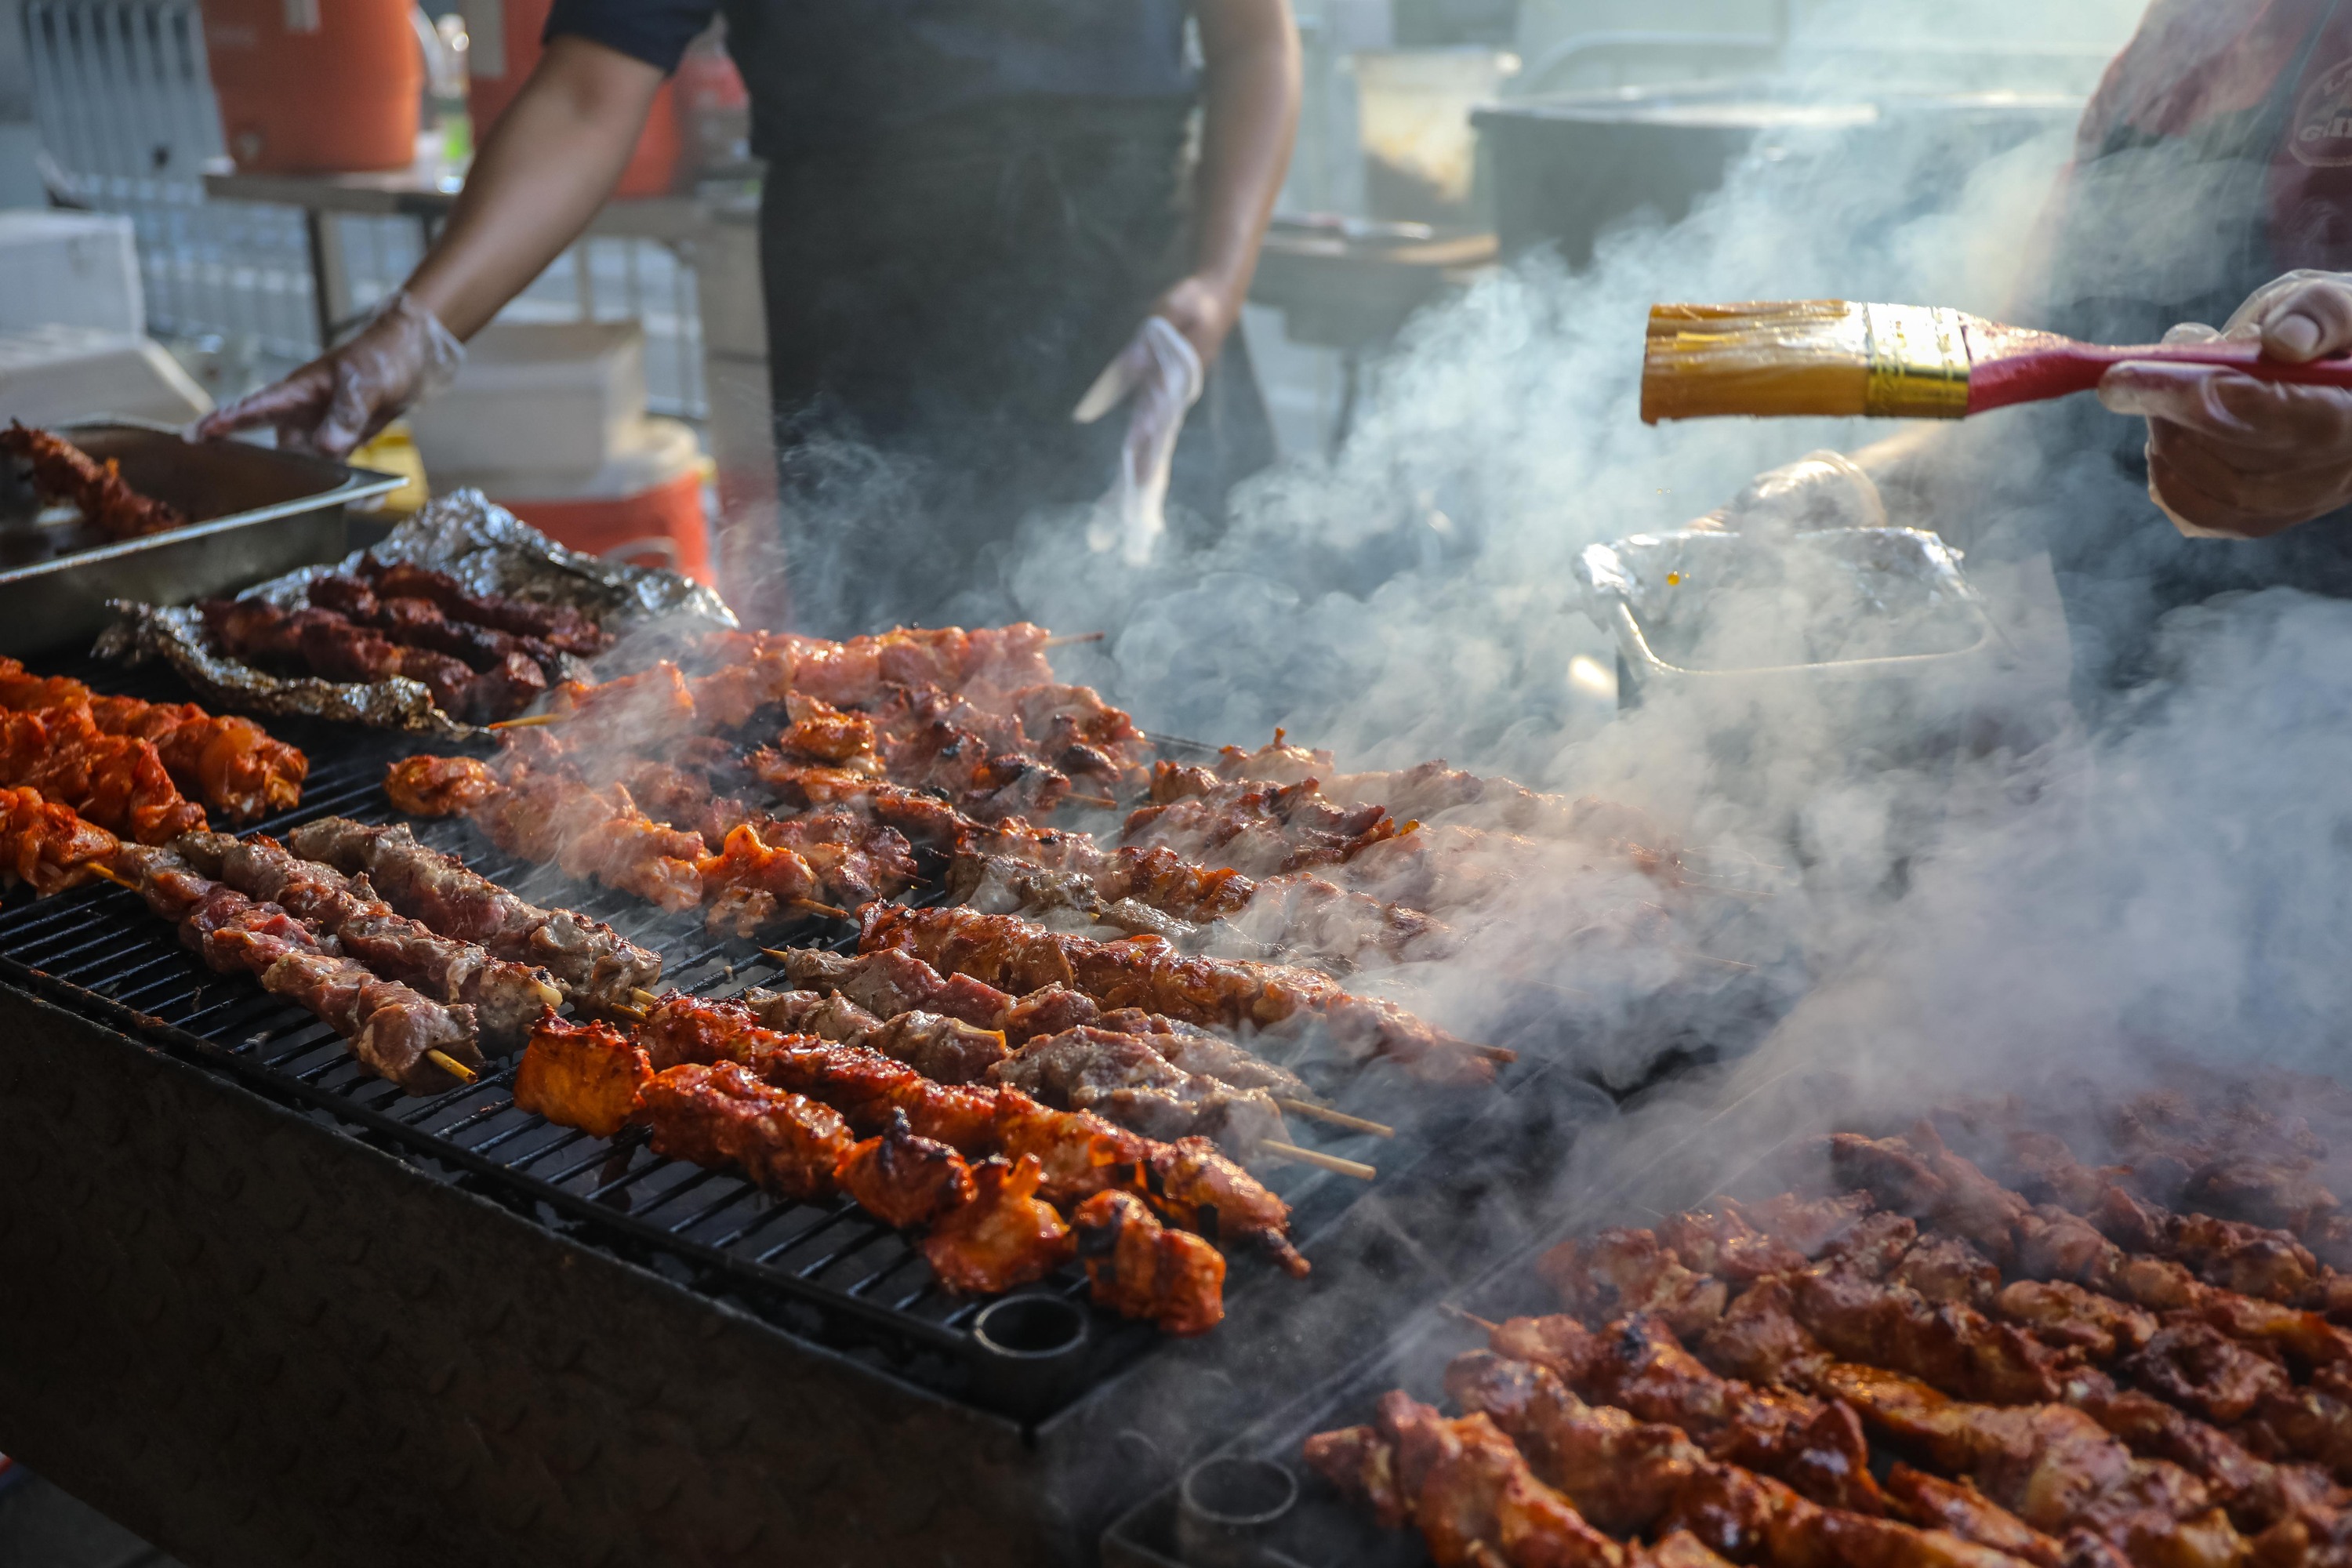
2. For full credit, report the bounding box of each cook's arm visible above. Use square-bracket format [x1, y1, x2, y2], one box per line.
[1152, 0, 1302, 370]
[196, 34, 666, 455]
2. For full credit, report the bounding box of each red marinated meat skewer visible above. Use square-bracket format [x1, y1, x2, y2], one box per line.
[1, 421, 186, 539]
[0, 658, 307, 822]
[0, 785, 119, 895]
[0, 705, 205, 844]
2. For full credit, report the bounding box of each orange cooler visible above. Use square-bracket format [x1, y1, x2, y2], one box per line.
[201, 0, 423, 172]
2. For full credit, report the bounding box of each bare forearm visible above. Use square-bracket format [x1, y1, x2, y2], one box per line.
[1192, 0, 1301, 302]
[405, 34, 664, 339]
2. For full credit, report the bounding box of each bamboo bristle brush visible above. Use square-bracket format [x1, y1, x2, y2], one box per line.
[1641, 299, 2352, 424]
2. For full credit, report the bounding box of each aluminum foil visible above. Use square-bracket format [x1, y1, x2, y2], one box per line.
[94, 488, 739, 736]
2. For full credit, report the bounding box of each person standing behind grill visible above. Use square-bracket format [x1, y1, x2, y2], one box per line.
[196, 0, 1300, 637]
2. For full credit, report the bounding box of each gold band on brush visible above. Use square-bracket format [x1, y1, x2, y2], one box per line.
[1860, 304, 1971, 419]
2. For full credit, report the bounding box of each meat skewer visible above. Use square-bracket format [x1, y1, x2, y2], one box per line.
[0, 659, 307, 822]
[383, 753, 886, 929]
[172, 829, 560, 1050]
[1122, 770, 1405, 878]
[200, 597, 545, 724]
[861, 903, 1508, 1085]
[284, 817, 660, 1015]
[0, 704, 205, 844]
[357, 560, 612, 657]
[96, 846, 483, 1092]
[514, 1014, 1224, 1327]
[635, 991, 1309, 1274]
[0, 785, 119, 895]
[763, 948, 1392, 1144]
[1544, 1192, 2352, 1541]
[2, 421, 186, 539]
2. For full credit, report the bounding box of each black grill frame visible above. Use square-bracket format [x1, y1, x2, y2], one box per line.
[0, 653, 1614, 1427]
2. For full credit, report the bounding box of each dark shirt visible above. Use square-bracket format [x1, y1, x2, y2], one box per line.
[545, 0, 1199, 159]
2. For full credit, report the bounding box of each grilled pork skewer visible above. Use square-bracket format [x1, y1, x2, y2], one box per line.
[201, 597, 546, 725]
[514, 1014, 1225, 1329]
[1546, 1193, 2352, 1539]
[636, 992, 1308, 1275]
[862, 904, 1507, 1086]
[1435, 1352, 2051, 1568]
[0, 659, 307, 822]
[284, 817, 660, 1015]
[764, 946, 1314, 1094]
[0, 705, 205, 844]
[1123, 770, 1404, 878]
[171, 830, 560, 1050]
[0, 786, 119, 895]
[102, 844, 482, 1092]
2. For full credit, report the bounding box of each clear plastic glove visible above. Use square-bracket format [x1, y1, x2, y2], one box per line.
[2096, 270, 2352, 539]
[1690, 450, 1888, 539]
[1073, 315, 1205, 566]
[193, 289, 464, 459]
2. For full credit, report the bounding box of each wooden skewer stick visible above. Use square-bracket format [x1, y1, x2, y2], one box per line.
[488, 713, 566, 730]
[1439, 1302, 1503, 1334]
[793, 898, 851, 921]
[87, 862, 136, 891]
[1261, 1140, 1376, 1181]
[1042, 631, 1106, 649]
[631, 988, 662, 1010]
[1065, 793, 1120, 810]
[426, 1049, 478, 1084]
[1473, 1044, 1518, 1064]
[609, 1003, 649, 1023]
[1275, 1098, 1395, 1138]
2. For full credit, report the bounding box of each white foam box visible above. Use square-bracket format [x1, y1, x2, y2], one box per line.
[0, 325, 212, 427]
[407, 320, 648, 477]
[0, 209, 145, 336]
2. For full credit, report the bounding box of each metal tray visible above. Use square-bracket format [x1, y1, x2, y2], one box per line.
[0, 419, 401, 654]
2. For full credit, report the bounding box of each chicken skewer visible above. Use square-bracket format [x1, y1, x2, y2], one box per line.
[0, 785, 120, 895]
[0, 704, 205, 844]
[0, 658, 307, 822]
[861, 903, 1509, 1085]
[514, 1013, 1225, 1331]
[97, 846, 482, 1092]
[171, 829, 560, 1050]
[283, 817, 660, 1016]
[633, 991, 1309, 1274]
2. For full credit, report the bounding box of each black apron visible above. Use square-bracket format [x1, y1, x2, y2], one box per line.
[756, 99, 1278, 638]
[2034, 2, 2352, 705]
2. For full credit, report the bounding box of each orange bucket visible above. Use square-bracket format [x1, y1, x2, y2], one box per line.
[466, 0, 682, 198]
[502, 470, 712, 583]
[201, 0, 423, 173]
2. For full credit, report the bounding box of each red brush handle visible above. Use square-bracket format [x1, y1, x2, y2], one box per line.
[1968, 337, 2352, 415]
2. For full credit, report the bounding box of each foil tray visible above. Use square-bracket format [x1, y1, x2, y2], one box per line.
[1573, 527, 1997, 691]
[0, 419, 403, 657]
[96, 488, 739, 736]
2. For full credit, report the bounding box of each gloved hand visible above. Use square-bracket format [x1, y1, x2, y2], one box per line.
[194, 290, 464, 459]
[1073, 314, 1205, 566]
[2097, 270, 2352, 539]
[1690, 450, 1888, 537]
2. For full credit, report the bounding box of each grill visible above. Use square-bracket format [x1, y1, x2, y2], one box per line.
[0, 649, 1641, 1564]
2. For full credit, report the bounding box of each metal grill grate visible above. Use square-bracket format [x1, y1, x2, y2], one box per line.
[0, 655, 1487, 1418]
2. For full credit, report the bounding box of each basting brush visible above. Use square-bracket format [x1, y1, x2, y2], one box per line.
[1640, 299, 2352, 424]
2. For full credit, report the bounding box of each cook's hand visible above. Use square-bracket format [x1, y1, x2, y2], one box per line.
[194, 291, 463, 459]
[2097, 270, 2352, 539]
[1690, 450, 1888, 537]
[1149, 272, 1245, 372]
[1073, 316, 1206, 566]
